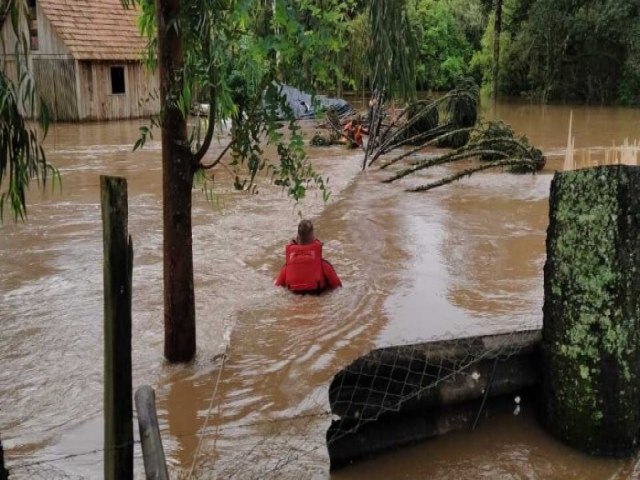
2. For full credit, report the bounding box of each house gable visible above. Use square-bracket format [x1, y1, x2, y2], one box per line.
[38, 0, 147, 61]
[0, 2, 72, 59]
[33, 3, 73, 58]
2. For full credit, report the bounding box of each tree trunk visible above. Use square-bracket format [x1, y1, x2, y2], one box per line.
[492, 0, 502, 104]
[543, 166, 640, 456]
[156, 0, 197, 362]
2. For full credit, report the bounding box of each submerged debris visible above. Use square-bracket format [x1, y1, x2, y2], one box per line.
[312, 111, 369, 149]
[310, 133, 341, 147]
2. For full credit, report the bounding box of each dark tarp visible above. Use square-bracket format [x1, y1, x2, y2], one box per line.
[276, 84, 354, 120]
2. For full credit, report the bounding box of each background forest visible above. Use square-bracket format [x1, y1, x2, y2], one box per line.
[330, 0, 640, 105]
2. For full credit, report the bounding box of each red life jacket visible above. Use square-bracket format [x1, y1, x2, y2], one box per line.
[284, 241, 326, 292]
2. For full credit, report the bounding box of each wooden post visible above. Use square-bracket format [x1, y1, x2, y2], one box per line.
[543, 165, 640, 455]
[135, 386, 169, 480]
[0, 436, 9, 480]
[101, 175, 134, 480]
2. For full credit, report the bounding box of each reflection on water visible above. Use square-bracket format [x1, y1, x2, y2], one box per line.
[333, 411, 638, 480]
[382, 172, 549, 344]
[2, 101, 640, 478]
[487, 101, 640, 153]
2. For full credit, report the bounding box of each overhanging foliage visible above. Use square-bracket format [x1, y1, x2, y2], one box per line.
[0, 0, 55, 222]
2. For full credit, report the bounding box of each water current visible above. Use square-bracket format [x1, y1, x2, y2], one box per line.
[1, 100, 640, 479]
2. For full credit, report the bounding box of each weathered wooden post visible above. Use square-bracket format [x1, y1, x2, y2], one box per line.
[135, 386, 170, 480]
[0, 436, 9, 480]
[543, 165, 640, 455]
[101, 176, 134, 480]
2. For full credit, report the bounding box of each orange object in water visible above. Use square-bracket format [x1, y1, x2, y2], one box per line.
[353, 125, 363, 147]
[342, 121, 363, 147]
[275, 240, 342, 292]
[283, 241, 325, 292]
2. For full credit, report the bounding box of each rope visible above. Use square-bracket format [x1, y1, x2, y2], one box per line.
[9, 440, 141, 470]
[187, 349, 228, 478]
[7, 407, 331, 474]
[472, 356, 500, 431]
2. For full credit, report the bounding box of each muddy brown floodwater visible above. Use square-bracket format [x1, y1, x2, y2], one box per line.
[1, 101, 640, 479]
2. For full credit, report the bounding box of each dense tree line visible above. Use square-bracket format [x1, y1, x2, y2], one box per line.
[341, 0, 640, 105]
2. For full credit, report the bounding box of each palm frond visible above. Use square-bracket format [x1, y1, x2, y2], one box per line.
[407, 158, 538, 192]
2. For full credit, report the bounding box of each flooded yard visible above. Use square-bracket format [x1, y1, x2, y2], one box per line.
[2, 101, 640, 478]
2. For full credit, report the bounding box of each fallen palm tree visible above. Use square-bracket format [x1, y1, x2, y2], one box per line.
[361, 81, 545, 191]
[382, 121, 545, 191]
[364, 80, 479, 167]
[308, 81, 544, 189]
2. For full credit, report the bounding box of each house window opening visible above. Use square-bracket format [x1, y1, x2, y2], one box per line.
[28, 0, 38, 51]
[110, 66, 126, 95]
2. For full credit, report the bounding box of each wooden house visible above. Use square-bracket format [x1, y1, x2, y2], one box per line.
[0, 0, 159, 121]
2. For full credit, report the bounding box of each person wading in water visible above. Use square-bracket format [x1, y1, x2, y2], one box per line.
[274, 219, 342, 293]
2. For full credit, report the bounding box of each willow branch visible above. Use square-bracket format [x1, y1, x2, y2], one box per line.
[406, 159, 537, 192]
[1, 2, 11, 25]
[200, 140, 233, 170]
[194, 86, 216, 164]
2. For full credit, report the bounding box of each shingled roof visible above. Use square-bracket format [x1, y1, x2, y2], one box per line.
[38, 0, 147, 60]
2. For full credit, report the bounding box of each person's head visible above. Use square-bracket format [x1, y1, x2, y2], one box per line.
[297, 219, 315, 245]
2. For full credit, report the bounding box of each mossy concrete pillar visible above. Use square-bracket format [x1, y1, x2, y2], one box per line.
[543, 165, 640, 456]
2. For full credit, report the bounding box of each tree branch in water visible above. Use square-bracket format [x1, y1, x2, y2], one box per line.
[407, 159, 538, 192]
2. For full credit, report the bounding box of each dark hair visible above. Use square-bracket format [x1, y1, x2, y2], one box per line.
[297, 219, 314, 244]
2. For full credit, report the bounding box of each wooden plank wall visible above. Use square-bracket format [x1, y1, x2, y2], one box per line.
[0, 3, 72, 58]
[77, 61, 159, 121]
[0, 11, 28, 56]
[33, 58, 78, 121]
[1, 2, 73, 119]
